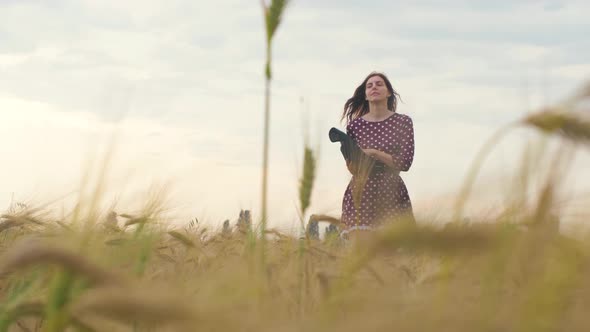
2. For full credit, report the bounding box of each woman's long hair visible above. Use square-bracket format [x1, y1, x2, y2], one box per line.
[341, 72, 401, 123]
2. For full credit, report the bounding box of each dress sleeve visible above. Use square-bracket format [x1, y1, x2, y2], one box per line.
[346, 121, 356, 141]
[390, 115, 414, 172]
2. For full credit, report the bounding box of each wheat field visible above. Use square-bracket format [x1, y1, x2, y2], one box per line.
[0, 196, 589, 332]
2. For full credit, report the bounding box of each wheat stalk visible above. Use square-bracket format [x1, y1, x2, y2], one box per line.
[261, 0, 290, 79]
[522, 80, 590, 144]
[70, 286, 197, 328]
[522, 108, 590, 145]
[0, 219, 25, 233]
[455, 82, 590, 221]
[260, 0, 290, 235]
[168, 230, 195, 248]
[299, 146, 317, 219]
[0, 239, 124, 286]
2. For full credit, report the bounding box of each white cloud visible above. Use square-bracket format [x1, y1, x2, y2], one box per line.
[0, 97, 268, 226]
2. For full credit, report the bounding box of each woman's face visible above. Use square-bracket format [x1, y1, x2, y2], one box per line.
[365, 75, 390, 102]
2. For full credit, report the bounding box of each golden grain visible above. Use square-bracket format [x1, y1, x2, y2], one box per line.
[0, 239, 124, 286]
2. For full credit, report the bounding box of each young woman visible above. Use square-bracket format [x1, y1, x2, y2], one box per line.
[340, 72, 415, 238]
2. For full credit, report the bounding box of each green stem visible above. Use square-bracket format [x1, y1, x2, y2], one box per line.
[260, 41, 272, 269]
[43, 271, 74, 332]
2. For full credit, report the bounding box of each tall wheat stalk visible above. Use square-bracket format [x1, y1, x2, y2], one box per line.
[454, 81, 589, 221]
[260, 0, 290, 235]
[297, 97, 318, 232]
[299, 146, 316, 226]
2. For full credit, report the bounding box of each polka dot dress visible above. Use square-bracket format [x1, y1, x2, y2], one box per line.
[341, 112, 415, 235]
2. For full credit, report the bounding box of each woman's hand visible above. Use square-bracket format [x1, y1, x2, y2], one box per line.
[362, 148, 395, 168]
[361, 148, 379, 159]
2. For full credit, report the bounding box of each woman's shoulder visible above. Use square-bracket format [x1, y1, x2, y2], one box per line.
[393, 112, 413, 124]
[346, 117, 364, 130]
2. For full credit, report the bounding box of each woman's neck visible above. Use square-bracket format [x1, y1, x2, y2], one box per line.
[365, 101, 391, 120]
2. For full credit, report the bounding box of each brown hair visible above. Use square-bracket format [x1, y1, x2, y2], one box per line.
[342, 72, 401, 123]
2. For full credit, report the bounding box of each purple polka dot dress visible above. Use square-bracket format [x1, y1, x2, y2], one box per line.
[341, 112, 415, 235]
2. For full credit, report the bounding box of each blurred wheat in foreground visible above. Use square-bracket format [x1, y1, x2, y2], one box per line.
[0, 201, 590, 332]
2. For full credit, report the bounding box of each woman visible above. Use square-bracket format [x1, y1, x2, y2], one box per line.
[340, 72, 415, 238]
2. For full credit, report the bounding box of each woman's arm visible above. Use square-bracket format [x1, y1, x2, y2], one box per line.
[362, 149, 395, 168]
[362, 116, 414, 171]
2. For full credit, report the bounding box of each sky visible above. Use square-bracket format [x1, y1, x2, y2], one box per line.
[0, 0, 589, 232]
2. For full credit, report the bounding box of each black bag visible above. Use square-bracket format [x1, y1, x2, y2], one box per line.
[328, 127, 359, 161]
[329, 127, 385, 175]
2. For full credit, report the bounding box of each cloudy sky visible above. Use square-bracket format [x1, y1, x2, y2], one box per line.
[1, 0, 589, 231]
